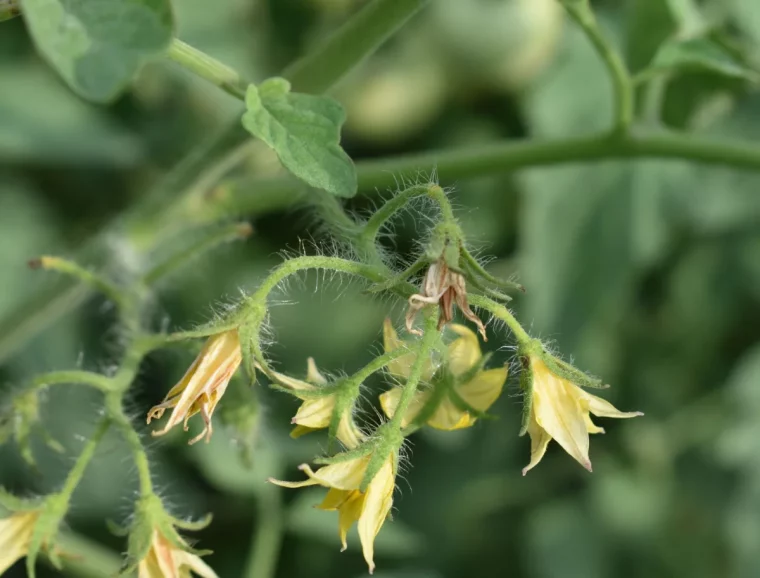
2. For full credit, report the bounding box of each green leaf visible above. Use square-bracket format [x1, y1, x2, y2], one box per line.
[20, 0, 174, 102]
[647, 37, 759, 81]
[242, 78, 357, 198]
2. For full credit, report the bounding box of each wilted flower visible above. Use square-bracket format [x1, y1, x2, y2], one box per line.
[138, 529, 217, 578]
[148, 329, 242, 444]
[380, 321, 507, 430]
[272, 358, 364, 449]
[406, 260, 486, 339]
[269, 453, 396, 574]
[523, 356, 643, 474]
[0, 510, 39, 574]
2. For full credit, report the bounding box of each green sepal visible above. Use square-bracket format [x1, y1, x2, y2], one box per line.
[171, 512, 213, 532]
[313, 441, 375, 465]
[0, 487, 42, 512]
[26, 494, 67, 578]
[541, 354, 607, 390]
[518, 355, 533, 437]
[106, 518, 130, 537]
[359, 423, 402, 492]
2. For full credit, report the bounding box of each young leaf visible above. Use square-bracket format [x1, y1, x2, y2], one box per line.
[20, 0, 174, 102]
[241, 78, 357, 198]
[648, 37, 759, 81]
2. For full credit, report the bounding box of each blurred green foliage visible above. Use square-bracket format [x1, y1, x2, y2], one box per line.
[1, 0, 760, 577]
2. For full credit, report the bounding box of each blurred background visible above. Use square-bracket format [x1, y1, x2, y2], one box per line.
[2, 0, 760, 577]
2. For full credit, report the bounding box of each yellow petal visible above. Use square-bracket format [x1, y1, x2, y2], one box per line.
[272, 371, 316, 393]
[336, 412, 364, 450]
[173, 550, 219, 578]
[584, 414, 605, 434]
[317, 489, 366, 552]
[358, 458, 395, 574]
[317, 488, 355, 511]
[290, 425, 319, 438]
[531, 359, 592, 472]
[457, 366, 508, 413]
[522, 414, 552, 475]
[0, 512, 36, 575]
[427, 398, 471, 431]
[292, 397, 335, 429]
[379, 387, 430, 428]
[306, 357, 328, 385]
[579, 390, 644, 420]
[447, 324, 482, 377]
[271, 457, 370, 491]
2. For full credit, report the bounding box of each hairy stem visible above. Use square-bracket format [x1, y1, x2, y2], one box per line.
[389, 313, 439, 428]
[166, 39, 249, 100]
[32, 371, 113, 393]
[469, 295, 531, 346]
[59, 419, 110, 500]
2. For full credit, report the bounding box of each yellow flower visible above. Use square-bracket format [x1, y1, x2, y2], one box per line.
[270, 454, 396, 574]
[0, 511, 39, 574]
[406, 259, 486, 339]
[380, 321, 507, 430]
[523, 357, 643, 475]
[273, 358, 364, 449]
[138, 529, 218, 578]
[148, 329, 242, 445]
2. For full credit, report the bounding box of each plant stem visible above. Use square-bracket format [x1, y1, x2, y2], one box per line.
[32, 370, 113, 393]
[389, 313, 439, 427]
[562, 0, 634, 133]
[283, 0, 431, 93]
[243, 488, 284, 578]
[468, 295, 532, 346]
[59, 419, 110, 500]
[166, 39, 249, 100]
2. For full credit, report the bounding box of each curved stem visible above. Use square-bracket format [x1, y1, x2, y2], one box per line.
[32, 370, 113, 393]
[361, 184, 442, 245]
[389, 313, 439, 428]
[59, 419, 110, 500]
[562, 0, 634, 133]
[468, 295, 532, 346]
[243, 488, 284, 578]
[166, 39, 249, 100]
[283, 0, 431, 93]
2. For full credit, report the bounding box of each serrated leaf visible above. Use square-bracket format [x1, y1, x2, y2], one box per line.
[20, 0, 174, 102]
[242, 78, 357, 198]
[648, 37, 759, 81]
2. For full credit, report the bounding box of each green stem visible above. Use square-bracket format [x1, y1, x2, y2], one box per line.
[351, 348, 409, 382]
[141, 222, 253, 285]
[243, 488, 284, 578]
[166, 39, 249, 100]
[224, 131, 760, 215]
[32, 370, 113, 393]
[59, 419, 110, 500]
[250, 256, 413, 303]
[361, 184, 442, 244]
[562, 0, 634, 133]
[283, 0, 431, 93]
[106, 394, 154, 496]
[30, 256, 126, 309]
[389, 313, 439, 428]
[460, 247, 524, 292]
[468, 295, 531, 346]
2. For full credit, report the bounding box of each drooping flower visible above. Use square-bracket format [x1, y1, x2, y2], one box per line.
[272, 358, 364, 449]
[380, 321, 507, 430]
[269, 453, 395, 574]
[138, 529, 218, 578]
[0, 510, 39, 574]
[406, 260, 487, 339]
[522, 356, 643, 475]
[148, 329, 242, 445]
